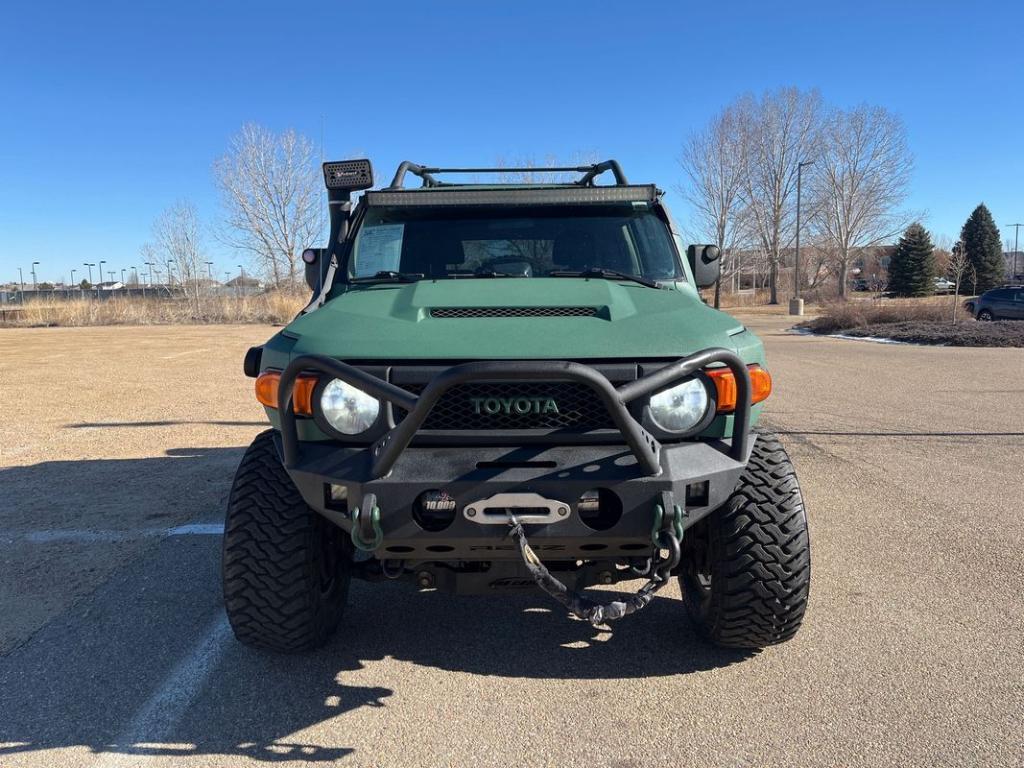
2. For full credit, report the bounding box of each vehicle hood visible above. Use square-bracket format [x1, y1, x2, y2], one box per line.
[283, 278, 755, 361]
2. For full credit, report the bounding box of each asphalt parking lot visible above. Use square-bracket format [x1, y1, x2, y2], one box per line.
[1, 316, 1022, 767]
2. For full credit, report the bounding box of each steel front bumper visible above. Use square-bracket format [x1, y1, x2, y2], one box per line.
[280, 435, 752, 560]
[275, 349, 754, 561]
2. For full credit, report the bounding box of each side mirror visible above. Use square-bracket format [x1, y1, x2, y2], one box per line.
[686, 244, 721, 289]
[303, 248, 329, 293]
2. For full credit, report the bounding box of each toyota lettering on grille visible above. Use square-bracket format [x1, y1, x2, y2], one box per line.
[470, 396, 560, 416]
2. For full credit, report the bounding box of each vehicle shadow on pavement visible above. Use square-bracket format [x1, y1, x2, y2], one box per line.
[335, 580, 754, 680]
[0, 447, 248, 533]
[0, 448, 750, 764]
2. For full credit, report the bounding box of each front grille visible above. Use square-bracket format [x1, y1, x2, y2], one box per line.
[430, 306, 598, 319]
[396, 381, 616, 431]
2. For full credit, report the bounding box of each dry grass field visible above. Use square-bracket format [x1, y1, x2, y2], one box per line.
[1, 291, 308, 327]
[799, 294, 965, 332]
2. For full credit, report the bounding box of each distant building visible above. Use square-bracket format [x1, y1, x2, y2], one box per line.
[223, 275, 263, 295]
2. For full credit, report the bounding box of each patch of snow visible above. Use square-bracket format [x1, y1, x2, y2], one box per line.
[828, 333, 908, 345]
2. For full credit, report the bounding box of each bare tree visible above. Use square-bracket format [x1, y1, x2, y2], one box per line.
[737, 88, 824, 304]
[494, 152, 601, 185]
[466, 154, 602, 265]
[678, 104, 750, 307]
[152, 200, 204, 306]
[213, 124, 323, 288]
[809, 105, 913, 297]
[933, 234, 954, 277]
[802, 238, 839, 292]
[948, 240, 975, 324]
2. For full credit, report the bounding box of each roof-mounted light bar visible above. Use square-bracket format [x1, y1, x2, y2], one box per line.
[323, 159, 374, 192]
[364, 184, 658, 208]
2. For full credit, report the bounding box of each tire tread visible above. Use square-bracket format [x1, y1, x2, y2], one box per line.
[222, 430, 349, 653]
[682, 430, 810, 648]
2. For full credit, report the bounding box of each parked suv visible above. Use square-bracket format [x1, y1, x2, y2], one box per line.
[223, 159, 811, 654]
[964, 286, 1024, 320]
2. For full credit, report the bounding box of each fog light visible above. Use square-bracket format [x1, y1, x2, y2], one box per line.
[413, 489, 457, 532]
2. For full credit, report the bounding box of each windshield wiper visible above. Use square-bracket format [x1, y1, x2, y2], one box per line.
[474, 269, 528, 278]
[352, 270, 424, 283]
[548, 268, 660, 289]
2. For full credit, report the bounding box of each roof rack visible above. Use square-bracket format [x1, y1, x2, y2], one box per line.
[386, 160, 630, 190]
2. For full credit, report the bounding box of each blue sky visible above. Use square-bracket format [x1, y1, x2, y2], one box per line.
[2, 0, 1023, 284]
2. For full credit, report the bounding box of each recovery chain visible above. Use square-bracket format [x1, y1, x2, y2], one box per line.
[506, 503, 683, 626]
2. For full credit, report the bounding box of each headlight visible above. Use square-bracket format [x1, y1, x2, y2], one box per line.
[320, 379, 380, 434]
[648, 378, 709, 433]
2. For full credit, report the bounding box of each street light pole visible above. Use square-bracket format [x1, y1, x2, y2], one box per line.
[31, 261, 39, 291]
[794, 161, 814, 299]
[84, 263, 94, 288]
[1008, 223, 1022, 282]
[790, 160, 815, 315]
[70, 269, 77, 299]
[97, 260, 106, 298]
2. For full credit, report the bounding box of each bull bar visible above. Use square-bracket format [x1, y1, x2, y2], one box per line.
[276, 347, 752, 478]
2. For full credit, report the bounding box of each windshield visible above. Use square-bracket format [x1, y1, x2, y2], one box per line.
[348, 205, 682, 281]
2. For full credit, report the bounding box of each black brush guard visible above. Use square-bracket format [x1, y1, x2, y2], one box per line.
[277, 348, 752, 478]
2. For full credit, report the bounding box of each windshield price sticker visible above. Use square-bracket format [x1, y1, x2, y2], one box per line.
[356, 224, 405, 276]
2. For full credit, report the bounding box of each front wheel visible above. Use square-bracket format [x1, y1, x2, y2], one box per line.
[681, 431, 810, 648]
[978, 309, 994, 321]
[222, 430, 353, 652]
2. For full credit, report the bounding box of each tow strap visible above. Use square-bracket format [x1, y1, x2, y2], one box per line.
[506, 509, 681, 626]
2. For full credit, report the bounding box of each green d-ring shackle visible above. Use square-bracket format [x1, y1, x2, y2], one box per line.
[350, 504, 383, 552]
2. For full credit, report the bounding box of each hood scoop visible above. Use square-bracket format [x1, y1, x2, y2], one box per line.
[430, 306, 599, 319]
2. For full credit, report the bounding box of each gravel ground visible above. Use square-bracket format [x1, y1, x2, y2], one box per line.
[1, 318, 1022, 768]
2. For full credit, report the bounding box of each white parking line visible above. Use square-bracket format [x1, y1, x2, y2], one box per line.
[92, 614, 234, 768]
[167, 523, 225, 536]
[0, 523, 223, 544]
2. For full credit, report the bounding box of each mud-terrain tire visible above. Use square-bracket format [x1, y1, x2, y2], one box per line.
[977, 309, 994, 321]
[222, 430, 353, 652]
[680, 431, 810, 648]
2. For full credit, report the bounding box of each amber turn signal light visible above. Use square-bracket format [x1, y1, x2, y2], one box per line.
[255, 372, 318, 416]
[707, 366, 772, 413]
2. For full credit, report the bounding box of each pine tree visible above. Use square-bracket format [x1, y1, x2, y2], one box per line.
[960, 204, 1004, 293]
[887, 222, 935, 297]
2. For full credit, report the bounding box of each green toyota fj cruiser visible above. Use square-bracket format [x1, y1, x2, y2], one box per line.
[223, 159, 810, 653]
